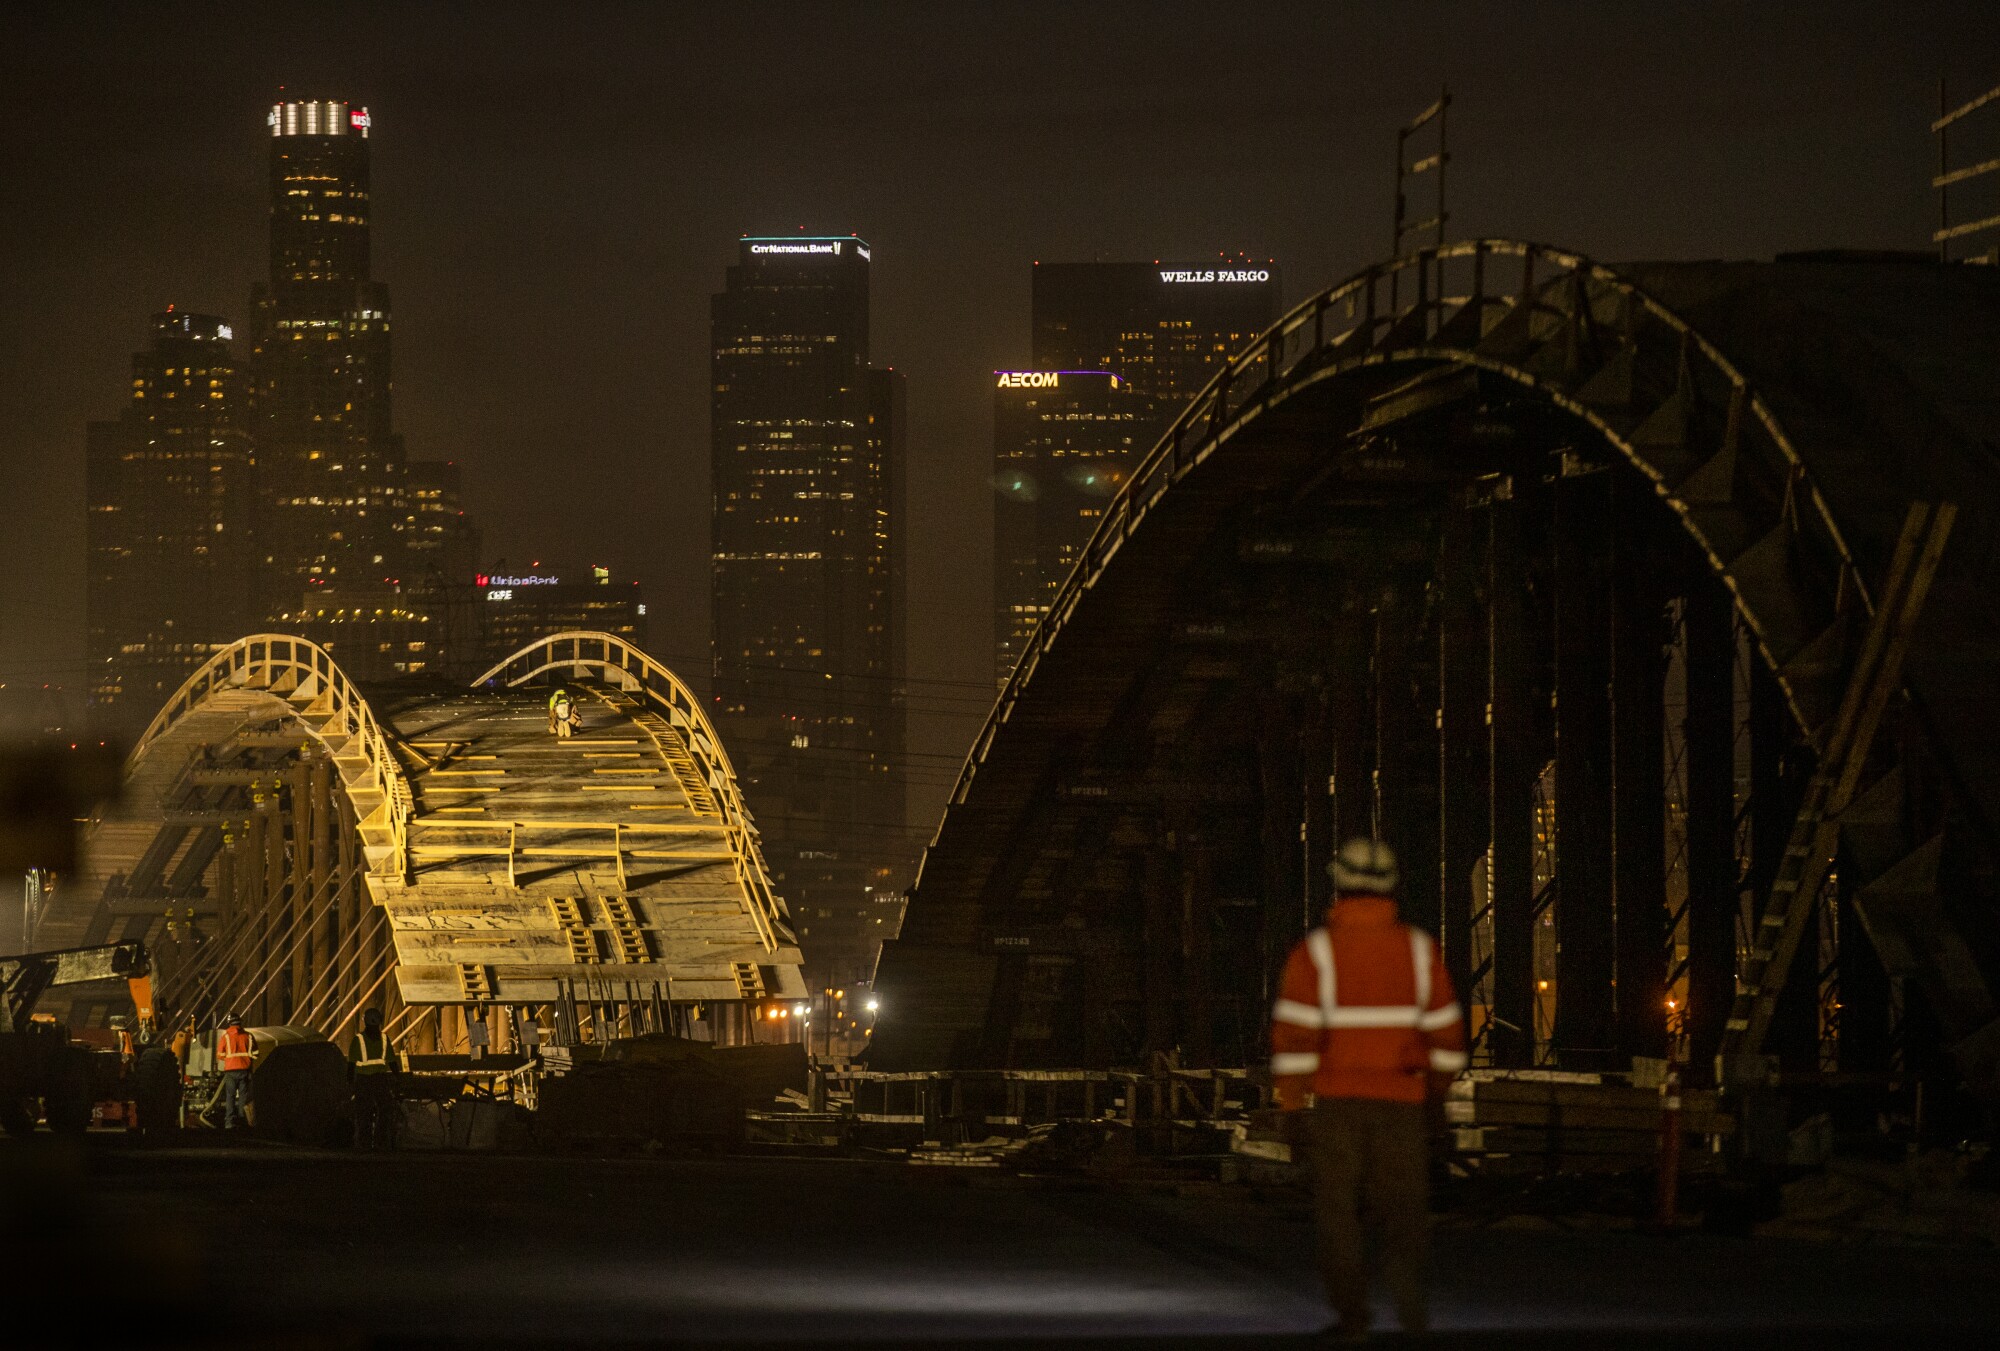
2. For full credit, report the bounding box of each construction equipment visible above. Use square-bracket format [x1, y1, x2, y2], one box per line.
[0, 940, 168, 1136]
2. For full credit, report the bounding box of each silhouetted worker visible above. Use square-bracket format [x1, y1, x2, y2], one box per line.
[215, 1013, 255, 1129]
[1270, 838, 1467, 1341]
[347, 1007, 403, 1150]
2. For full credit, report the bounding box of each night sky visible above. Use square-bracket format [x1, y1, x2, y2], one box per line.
[4, 0, 1997, 821]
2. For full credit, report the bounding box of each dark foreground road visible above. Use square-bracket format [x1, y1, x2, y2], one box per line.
[5, 1140, 1998, 1349]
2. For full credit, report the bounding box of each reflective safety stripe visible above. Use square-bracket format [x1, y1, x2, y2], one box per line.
[218, 1030, 255, 1069]
[1302, 924, 1437, 1030]
[1272, 998, 1325, 1028]
[1419, 1002, 1463, 1032]
[1324, 1005, 1425, 1028]
[1306, 928, 1336, 1020]
[1410, 929, 1433, 1012]
[1429, 1047, 1468, 1072]
[355, 1032, 388, 1068]
[1271, 1052, 1322, 1075]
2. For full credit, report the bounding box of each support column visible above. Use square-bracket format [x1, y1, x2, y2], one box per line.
[1328, 642, 1373, 865]
[1612, 493, 1669, 1061]
[287, 762, 312, 1023]
[1381, 584, 1441, 945]
[1835, 843, 1892, 1073]
[1437, 498, 1490, 1009]
[1553, 468, 1616, 1059]
[1178, 806, 1216, 1067]
[310, 756, 334, 1005]
[241, 811, 268, 1025]
[1487, 481, 1540, 1066]
[263, 793, 287, 1024]
[1142, 819, 1177, 1063]
[1682, 570, 1737, 1082]
[1752, 658, 1818, 1071]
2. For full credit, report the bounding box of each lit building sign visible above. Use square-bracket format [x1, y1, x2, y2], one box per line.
[751, 242, 842, 256]
[1158, 269, 1271, 284]
[476, 574, 560, 587]
[350, 109, 371, 130]
[486, 589, 513, 601]
[994, 370, 1123, 390]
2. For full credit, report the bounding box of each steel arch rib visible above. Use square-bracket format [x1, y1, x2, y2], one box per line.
[918, 239, 1866, 889]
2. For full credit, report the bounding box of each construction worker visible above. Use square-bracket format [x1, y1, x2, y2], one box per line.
[216, 1013, 255, 1130]
[1270, 838, 1467, 1341]
[548, 686, 580, 739]
[347, 1007, 402, 1151]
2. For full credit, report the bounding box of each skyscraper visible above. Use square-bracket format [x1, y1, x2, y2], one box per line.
[1031, 259, 1281, 437]
[992, 369, 1143, 686]
[86, 310, 256, 730]
[710, 235, 906, 990]
[251, 100, 455, 678]
[990, 261, 1281, 683]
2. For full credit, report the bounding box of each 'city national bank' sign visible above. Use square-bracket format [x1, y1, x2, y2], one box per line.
[752, 242, 844, 256]
[1159, 269, 1271, 283]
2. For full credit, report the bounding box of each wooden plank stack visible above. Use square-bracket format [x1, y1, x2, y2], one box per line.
[1446, 1069, 1733, 1174]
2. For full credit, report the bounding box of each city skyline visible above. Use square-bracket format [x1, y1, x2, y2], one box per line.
[5, 2, 1994, 838]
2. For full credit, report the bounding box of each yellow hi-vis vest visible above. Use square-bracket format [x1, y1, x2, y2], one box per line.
[352, 1030, 395, 1074]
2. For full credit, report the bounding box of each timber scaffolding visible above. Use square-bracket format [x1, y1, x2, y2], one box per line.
[744, 1057, 1732, 1179]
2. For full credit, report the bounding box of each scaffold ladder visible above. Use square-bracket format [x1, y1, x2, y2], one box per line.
[1719, 502, 1956, 1071]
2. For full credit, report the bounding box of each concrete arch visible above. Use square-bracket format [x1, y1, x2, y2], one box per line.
[877, 243, 2000, 1087]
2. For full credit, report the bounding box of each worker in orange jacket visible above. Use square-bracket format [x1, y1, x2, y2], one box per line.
[215, 1013, 256, 1130]
[1271, 838, 1466, 1341]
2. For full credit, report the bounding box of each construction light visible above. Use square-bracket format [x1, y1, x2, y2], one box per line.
[866, 998, 880, 1013]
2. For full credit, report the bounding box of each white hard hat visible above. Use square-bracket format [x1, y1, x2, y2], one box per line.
[1329, 837, 1399, 894]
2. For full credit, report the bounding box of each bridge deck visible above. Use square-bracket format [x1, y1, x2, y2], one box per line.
[380, 688, 804, 1006]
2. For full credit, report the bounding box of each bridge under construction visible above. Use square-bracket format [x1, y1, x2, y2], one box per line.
[36, 631, 805, 1050]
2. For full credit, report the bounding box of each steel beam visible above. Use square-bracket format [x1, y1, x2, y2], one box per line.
[1437, 497, 1490, 1012]
[1682, 570, 1737, 1082]
[1553, 468, 1616, 1059]
[1487, 480, 1541, 1066]
[1611, 494, 1669, 1061]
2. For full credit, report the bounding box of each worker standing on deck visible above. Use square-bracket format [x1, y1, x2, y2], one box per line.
[1269, 838, 1466, 1342]
[548, 686, 580, 739]
[216, 1013, 255, 1130]
[348, 1008, 402, 1151]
